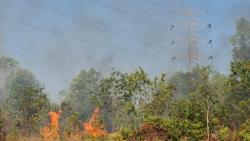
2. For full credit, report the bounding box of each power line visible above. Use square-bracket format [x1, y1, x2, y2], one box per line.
[143, 0, 208, 25]
[91, 0, 211, 42]
[2, 0, 212, 68]
[141, 0, 213, 45]
[91, 0, 170, 30]
[0, 17, 211, 74]
[141, 0, 209, 26]
[91, 0, 190, 32]
[0, 15, 185, 59]
[29, 0, 188, 55]
[91, 0, 213, 52]
[36, 0, 212, 56]
[32, 0, 145, 38]
[90, 0, 214, 68]
[33, 0, 213, 56]
[143, 0, 209, 26]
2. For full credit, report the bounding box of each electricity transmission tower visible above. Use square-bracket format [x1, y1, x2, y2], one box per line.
[179, 10, 212, 141]
[178, 10, 211, 72]
[187, 24, 199, 72]
[184, 10, 201, 72]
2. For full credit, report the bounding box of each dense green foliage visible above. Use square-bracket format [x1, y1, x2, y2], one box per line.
[62, 68, 102, 121]
[0, 57, 51, 137]
[231, 18, 250, 61]
[0, 17, 250, 140]
[145, 116, 205, 140]
[6, 69, 50, 134]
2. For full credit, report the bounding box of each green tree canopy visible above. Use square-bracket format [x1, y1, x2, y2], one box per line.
[62, 68, 102, 121]
[231, 18, 250, 61]
[6, 69, 50, 133]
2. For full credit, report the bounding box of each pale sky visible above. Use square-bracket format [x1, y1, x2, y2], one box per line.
[0, 0, 250, 102]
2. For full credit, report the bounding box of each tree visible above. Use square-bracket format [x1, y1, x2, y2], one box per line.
[6, 69, 50, 134]
[169, 67, 214, 97]
[0, 109, 6, 141]
[0, 57, 19, 72]
[63, 68, 102, 121]
[143, 74, 174, 117]
[225, 61, 250, 129]
[0, 57, 19, 104]
[226, 18, 250, 129]
[169, 71, 191, 97]
[231, 18, 250, 61]
[170, 66, 225, 140]
[0, 57, 20, 140]
[94, 68, 151, 131]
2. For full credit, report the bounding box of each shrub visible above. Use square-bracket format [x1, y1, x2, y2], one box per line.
[239, 119, 250, 140]
[217, 126, 230, 140]
[145, 116, 205, 140]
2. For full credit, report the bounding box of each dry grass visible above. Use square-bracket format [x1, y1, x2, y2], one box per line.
[6, 135, 113, 141]
[7, 136, 50, 141]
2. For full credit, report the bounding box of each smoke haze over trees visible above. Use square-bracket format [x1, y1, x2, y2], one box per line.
[0, 0, 250, 140]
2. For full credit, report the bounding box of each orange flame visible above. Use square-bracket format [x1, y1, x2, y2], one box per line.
[40, 111, 61, 139]
[83, 107, 107, 137]
[48, 111, 61, 129]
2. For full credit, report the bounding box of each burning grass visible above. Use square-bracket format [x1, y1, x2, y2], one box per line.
[40, 111, 61, 140]
[83, 107, 107, 137]
[39, 107, 108, 141]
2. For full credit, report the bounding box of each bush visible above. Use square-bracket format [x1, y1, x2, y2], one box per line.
[145, 116, 205, 140]
[239, 119, 250, 140]
[217, 126, 230, 140]
[108, 132, 126, 141]
[119, 128, 133, 139]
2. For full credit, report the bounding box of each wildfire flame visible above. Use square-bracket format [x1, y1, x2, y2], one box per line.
[48, 111, 60, 129]
[83, 107, 107, 137]
[41, 108, 107, 139]
[40, 111, 61, 139]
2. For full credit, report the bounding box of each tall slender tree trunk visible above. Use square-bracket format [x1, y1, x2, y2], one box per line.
[207, 97, 210, 141]
[207, 110, 209, 141]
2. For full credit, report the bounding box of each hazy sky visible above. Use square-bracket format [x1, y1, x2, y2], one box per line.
[0, 0, 250, 102]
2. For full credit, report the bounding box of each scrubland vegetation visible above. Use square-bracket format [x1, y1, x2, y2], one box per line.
[0, 18, 250, 141]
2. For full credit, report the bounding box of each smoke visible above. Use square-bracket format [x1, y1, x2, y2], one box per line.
[0, 0, 118, 101]
[0, 69, 5, 92]
[1, 0, 250, 102]
[94, 52, 115, 75]
[228, 1, 250, 21]
[0, 67, 7, 104]
[0, 22, 4, 57]
[213, 0, 250, 74]
[37, 35, 115, 101]
[0, 17, 5, 57]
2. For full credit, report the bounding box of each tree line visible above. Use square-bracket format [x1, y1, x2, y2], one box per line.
[0, 17, 249, 140]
